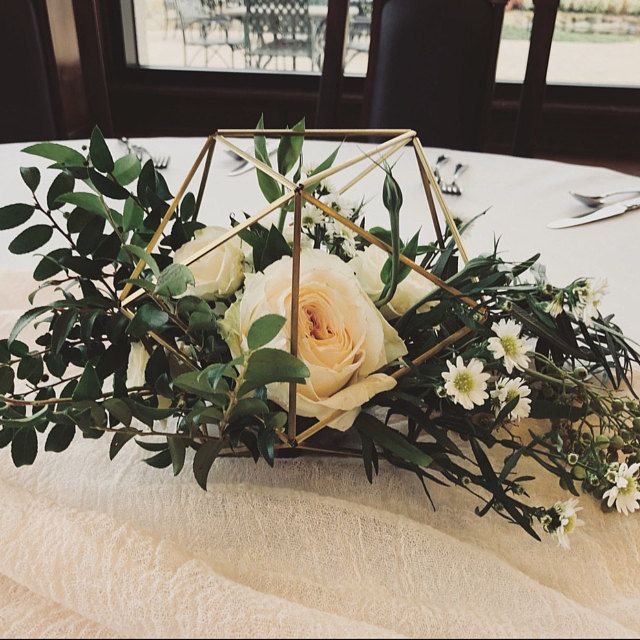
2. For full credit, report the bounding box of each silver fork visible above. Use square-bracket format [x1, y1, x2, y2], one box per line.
[120, 137, 170, 170]
[433, 154, 449, 187]
[442, 163, 468, 196]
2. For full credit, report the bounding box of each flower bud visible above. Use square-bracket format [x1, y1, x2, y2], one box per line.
[595, 434, 610, 449]
[567, 452, 579, 466]
[611, 399, 624, 413]
[611, 435, 625, 450]
[572, 465, 586, 480]
[573, 366, 588, 380]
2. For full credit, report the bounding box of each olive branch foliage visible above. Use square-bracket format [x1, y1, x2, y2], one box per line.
[1, 122, 639, 539]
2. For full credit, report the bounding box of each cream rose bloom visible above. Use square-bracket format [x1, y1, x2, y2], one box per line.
[351, 244, 437, 318]
[221, 249, 407, 430]
[173, 226, 244, 300]
[126, 342, 149, 388]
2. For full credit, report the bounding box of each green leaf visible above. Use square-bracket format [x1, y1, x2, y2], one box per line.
[247, 314, 286, 350]
[88, 168, 128, 199]
[154, 263, 195, 298]
[89, 126, 114, 173]
[104, 398, 132, 427]
[17, 355, 43, 385]
[355, 413, 432, 469]
[0, 365, 15, 394]
[8, 306, 51, 346]
[229, 398, 269, 422]
[47, 172, 75, 210]
[20, 167, 40, 192]
[9, 224, 53, 254]
[33, 248, 71, 281]
[56, 192, 108, 219]
[258, 224, 291, 270]
[0, 204, 34, 230]
[254, 115, 282, 203]
[113, 153, 141, 186]
[123, 197, 144, 233]
[257, 428, 275, 467]
[277, 118, 305, 176]
[11, 428, 38, 467]
[76, 215, 106, 255]
[137, 160, 157, 206]
[50, 309, 77, 354]
[45, 423, 75, 453]
[123, 244, 160, 278]
[144, 448, 173, 468]
[240, 348, 309, 395]
[127, 304, 169, 339]
[109, 431, 134, 459]
[0, 428, 13, 449]
[193, 438, 224, 490]
[180, 192, 196, 221]
[72, 364, 102, 401]
[168, 437, 186, 476]
[22, 142, 85, 166]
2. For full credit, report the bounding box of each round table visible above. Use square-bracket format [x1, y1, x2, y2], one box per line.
[0, 137, 639, 638]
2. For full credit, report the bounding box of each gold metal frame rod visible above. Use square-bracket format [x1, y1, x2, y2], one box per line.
[412, 137, 468, 263]
[216, 135, 298, 191]
[337, 139, 408, 196]
[216, 129, 415, 137]
[120, 135, 215, 301]
[299, 130, 416, 189]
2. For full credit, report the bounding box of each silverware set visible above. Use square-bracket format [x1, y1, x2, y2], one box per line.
[548, 189, 640, 229]
[120, 137, 170, 170]
[434, 155, 468, 196]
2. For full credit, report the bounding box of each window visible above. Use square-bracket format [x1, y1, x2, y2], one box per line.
[497, 0, 640, 87]
[130, 0, 372, 76]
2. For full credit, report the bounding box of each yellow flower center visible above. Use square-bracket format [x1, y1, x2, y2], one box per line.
[619, 476, 637, 496]
[454, 371, 474, 393]
[500, 335, 519, 357]
[564, 515, 576, 534]
[505, 389, 520, 403]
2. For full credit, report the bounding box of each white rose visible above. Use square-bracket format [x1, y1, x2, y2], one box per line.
[126, 342, 149, 388]
[351, 244, 438, 319]
[173, 226, 245, 300]
[223, 249, 407, 431]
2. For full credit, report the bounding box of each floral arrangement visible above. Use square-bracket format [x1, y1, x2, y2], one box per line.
[1, 122, 640, 547]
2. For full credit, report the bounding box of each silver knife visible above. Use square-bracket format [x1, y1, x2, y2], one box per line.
[547, 196, 640, 229]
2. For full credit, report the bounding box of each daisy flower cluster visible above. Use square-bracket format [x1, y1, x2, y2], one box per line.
[441, 319, 535, 421]
[541, 276, 608, 327]
[283, 173, 366, 260]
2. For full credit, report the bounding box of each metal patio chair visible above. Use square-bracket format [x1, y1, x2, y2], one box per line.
[243, 0, 314, 71]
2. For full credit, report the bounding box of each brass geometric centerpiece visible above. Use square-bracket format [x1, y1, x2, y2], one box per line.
[119, 128, 484, 448]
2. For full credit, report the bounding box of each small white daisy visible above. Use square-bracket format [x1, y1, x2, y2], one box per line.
[491, 376, 532, 421]
[549, 498, 583, 550]
[441, 356, 490, 410]
[544, 294, 564, 318]
[602, 462, 640, 515]
[300, 204, 325, 229]
[571, 278, 607, 326]
[487, 319, 536, 374]
[322, 191, 354, 215]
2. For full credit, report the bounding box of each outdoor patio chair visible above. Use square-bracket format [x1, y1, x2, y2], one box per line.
[243, 0, 314, 71]
[174, 0, 244, 67]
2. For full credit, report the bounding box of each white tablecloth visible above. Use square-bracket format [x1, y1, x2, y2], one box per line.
[1, 137, 639, 638]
